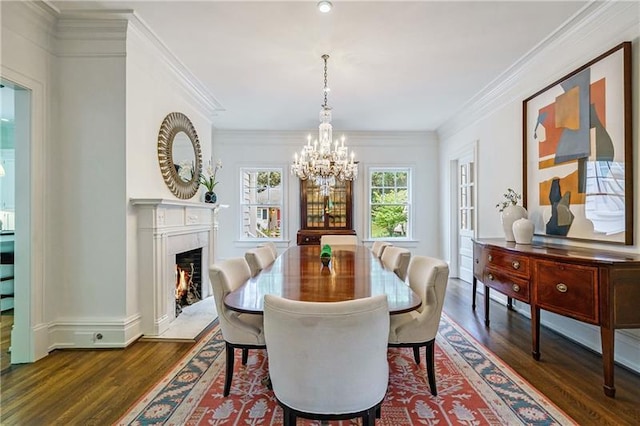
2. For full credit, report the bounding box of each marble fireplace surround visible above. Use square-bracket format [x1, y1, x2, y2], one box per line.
[131, 198, 218, 337]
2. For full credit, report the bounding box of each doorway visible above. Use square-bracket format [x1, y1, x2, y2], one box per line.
[1, 82, 17, 370]
[0, 80, 31, 369]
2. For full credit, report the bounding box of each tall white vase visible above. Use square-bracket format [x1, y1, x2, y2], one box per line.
[513, 217, 534, 244]
[501, 205, 527, 242]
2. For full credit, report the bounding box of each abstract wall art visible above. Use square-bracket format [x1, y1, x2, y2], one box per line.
[523, 42, 632, 244]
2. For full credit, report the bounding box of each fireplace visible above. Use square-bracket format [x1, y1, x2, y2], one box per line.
[175, 248, 203, 314]
[132, 198, 220, 336]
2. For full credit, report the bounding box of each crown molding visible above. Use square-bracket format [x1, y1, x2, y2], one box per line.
[126, 13, 224, 118]
[437, 0, 636, 141]
[3, 1, 58, 55]
[213, 129, 435, 147]
[43, 7, 223, 118]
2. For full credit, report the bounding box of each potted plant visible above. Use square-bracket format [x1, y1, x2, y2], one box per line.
[496, 188, 527, 242]
[200, 159, 222, 203]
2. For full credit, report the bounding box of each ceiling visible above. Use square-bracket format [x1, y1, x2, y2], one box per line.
[50, 1, 588, 132]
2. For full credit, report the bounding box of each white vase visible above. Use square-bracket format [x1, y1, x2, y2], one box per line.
[512, 218, 534, 244]
[501, 205, 527, 242]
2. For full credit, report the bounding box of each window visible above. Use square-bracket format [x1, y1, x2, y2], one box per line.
[458, 161, 475, 232]
[241, 168, 283, 239]
[369, 168, 411, 239]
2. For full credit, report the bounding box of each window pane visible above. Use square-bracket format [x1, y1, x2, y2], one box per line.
[371, 172, 384, 187]
[396, 172, 407, 187]
[242, 206, 281, 238]
[371, 188, 383, 203]
[241, 168, 283, 239]
[371, 204, 408, 238]
[383, 172, 395, 186]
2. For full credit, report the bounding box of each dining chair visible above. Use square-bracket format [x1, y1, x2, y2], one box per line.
[264, 294, 390, 426]
[380, 246, 411, 281]
[258, 241, 278, 259]
[387, 255, 449, 396]
[244, 245, 276, 277]
[319, 234, 358, 246]
[209, 258, 266, 396]
[371, 241, 392, 258]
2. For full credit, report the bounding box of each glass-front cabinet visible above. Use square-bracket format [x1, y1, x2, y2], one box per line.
[297, 179, 355, 245]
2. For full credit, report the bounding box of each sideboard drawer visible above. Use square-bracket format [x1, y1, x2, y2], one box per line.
[534, 260, 599, 324]
[484, 268, 530, 302]
[486, 248, 530, 278]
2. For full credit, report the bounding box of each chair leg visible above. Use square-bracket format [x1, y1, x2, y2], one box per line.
[412, 346, 421, 364]
[425, 340, 437, 396]
[282, 407, 295, 426]
[375, 404, 381, 418]
[363, 406, 376, 425]
[242, 348, 249, 365]
[224, 342, 234, 397]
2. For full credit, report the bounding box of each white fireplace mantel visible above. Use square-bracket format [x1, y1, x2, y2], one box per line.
[131, 198, 219, 336]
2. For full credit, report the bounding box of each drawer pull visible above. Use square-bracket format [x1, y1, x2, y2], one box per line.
[512, 284, 520, 292]
[488, 273, 494, 281]
[556, 283, 568, 293]
[488, 254, 493, 262]
[512, 261, 520, 270]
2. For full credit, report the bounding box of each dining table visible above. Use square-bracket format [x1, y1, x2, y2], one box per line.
[224, 244, 421, 315]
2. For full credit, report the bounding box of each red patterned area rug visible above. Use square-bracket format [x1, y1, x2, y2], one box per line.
[117, 313, 576, 425]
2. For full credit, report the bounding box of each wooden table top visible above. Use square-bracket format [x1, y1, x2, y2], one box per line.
[224, 245, 421, 315]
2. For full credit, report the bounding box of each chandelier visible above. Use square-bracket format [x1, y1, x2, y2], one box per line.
[291, 54, 358, 196]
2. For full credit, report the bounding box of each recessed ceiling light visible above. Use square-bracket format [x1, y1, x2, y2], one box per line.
[317, 1, 332, 13]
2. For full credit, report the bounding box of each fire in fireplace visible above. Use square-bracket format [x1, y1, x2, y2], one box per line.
[175, 248, 203, 316]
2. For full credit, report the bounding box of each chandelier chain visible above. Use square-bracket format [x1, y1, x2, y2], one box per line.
[322, 54, 329, 108]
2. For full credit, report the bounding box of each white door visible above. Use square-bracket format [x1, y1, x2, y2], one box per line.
[456, 149, 477, 283]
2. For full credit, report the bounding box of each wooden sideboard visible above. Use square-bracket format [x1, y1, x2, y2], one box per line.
[472, 238, 640, 397]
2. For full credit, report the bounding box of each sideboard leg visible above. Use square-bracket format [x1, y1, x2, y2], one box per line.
[484, 285, 490, 326]
[531, 306, 541, 360]
[472, 277, 477, 310]
[507, 296, 513, 310]
[600, 326, 616, 397]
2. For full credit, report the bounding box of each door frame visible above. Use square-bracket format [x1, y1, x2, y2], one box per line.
[2, 68, 47, 363]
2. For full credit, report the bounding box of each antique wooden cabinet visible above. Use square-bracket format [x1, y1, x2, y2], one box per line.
[296, 179, 355, 245]
[472, 238, 640, 397]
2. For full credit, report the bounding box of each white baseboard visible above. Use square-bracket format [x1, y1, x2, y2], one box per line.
[47, 313, 143, 350]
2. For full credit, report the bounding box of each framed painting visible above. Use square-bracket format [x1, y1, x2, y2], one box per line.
[523, 41, 632, 245]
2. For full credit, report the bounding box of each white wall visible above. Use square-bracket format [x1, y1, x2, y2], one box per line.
[213, 130, 440, 260]
[125, 19, 217, 334]
[1, 3, 219, 356]
[438, 1, 640, 373]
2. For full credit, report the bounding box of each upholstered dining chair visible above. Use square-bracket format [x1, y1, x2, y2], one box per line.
[319, 234, 358, 247]
[264, 294, 390, 426]
[380, 246, 411, 281]
[258, 241, 278, 259]
[244, 245, 276, 277]
[387, 255, 449, 396]
[371, 241, 392, 258]
[209, 258, 266, 397]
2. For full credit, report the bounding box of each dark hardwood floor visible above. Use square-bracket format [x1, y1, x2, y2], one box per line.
[1, 279, 639, 425]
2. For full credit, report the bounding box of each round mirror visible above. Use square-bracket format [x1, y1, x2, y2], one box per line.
[157, 112, 202, 199]
[173, 131, 196, 182]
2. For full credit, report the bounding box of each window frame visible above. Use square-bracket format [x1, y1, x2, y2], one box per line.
[239, 167, 285, 241]
[367, 167, 413, 240]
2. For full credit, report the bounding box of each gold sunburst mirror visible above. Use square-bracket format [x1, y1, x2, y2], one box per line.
[157, 112, 203, 199]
